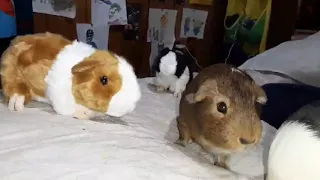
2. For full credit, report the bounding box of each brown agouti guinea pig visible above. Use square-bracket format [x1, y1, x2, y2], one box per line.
[176, 63, 267, 169]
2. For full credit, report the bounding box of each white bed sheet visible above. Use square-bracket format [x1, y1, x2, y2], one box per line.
[0, 76, 278, 180]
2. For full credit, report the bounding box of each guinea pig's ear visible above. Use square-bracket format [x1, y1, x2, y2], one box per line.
[72, 60, 101, 74]
[186, 80, 218, 103]
[254, 84, 267, 105]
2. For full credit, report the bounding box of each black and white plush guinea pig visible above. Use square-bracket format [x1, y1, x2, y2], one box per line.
[152, 43, 194, 97]
[266, 100, 320, 180]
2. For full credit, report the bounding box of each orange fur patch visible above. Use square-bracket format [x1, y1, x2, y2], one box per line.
[71, 51, 122, 113]
[1, 32, 71, 103]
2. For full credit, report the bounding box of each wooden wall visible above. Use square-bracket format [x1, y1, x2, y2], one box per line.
[33, 0, 222, 78]
[33, 0, 299, 77]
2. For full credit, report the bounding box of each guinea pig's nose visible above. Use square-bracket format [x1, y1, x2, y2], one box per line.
[239, 138, 255, 145]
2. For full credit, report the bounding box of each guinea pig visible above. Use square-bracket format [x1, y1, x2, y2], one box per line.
[0, 32, 141, 119]
[266, 100, 320, 180]
[175, 63, 267, 169]
[152, 42, 194, 97]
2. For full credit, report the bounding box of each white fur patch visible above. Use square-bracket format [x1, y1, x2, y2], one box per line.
[154, 71, 176, 90]
[267, 121, 320, 180]
[198, 136, 240, 155]
[106, 55, 141, 117]
[170, 67, 189, 97]
[32, 95, 50, 104]
[257, 96, 267, 104]
[154, 67, 189, 97]
[231, 67, 245, 76]
[45, 41, 96, 116]
[159, 52, 177, 76]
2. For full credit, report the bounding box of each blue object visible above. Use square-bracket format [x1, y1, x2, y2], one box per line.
[0, 10, 16, 38]
[261, 83, 320, 129]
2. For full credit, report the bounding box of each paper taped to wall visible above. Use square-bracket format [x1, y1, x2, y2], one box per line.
[147, 8, 177, 43]
[32, 0, 76, 19]
[76, 23, 110, 50]
[92, 0, 128, 26]
[180, 8, 208, 39]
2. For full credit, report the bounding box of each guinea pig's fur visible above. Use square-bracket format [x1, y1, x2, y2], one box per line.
[152, 43, 194, 97]
[0, 32, 141, 119]
[176, 63, 267, 169]
[266, 100, 320, 180]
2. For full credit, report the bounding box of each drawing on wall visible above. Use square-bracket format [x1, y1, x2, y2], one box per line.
[180, 8, 208, 39]
[85, 29, 98, 48]
[32, 0, 76, 18]
[91, 0, 110, 25]
[99, 0, 128, 25]
[76, 23, 110, 50]
[147, 8, 177, 43]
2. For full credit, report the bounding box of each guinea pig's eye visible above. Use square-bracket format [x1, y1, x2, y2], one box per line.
[217, 101, 227, 114]
[100, 76, 108, 86]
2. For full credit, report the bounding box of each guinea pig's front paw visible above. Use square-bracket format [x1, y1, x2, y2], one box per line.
[73, 110, 90, 120]
[214, 161, 229, 170]
[214, 154, 230, 170]
[156, 85, 166, 92]
[175, 139, 187, 147]
[175, 138, 192, 147]
[73, 104, 94, 120]
[173, 91, 182, 98]
[8, 94, 25, 112]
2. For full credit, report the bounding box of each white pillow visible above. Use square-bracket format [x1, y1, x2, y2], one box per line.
[239, 32, 320, 88]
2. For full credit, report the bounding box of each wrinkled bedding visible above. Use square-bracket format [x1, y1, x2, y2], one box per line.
[1, 30, 319, 180]
[0, 73, 280, 180]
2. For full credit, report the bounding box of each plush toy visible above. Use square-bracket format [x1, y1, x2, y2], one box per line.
[0, 32, 141, 119]
[152, 43, 194, 97]
[266, 100, 320, 180]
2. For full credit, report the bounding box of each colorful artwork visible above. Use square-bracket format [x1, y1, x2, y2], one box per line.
[180, 8, 208, 39]
[76, 23, 110, 50]
[32, 0, 76, 19]
[147, 8, 177, 43]
[222, 0, 272, 66]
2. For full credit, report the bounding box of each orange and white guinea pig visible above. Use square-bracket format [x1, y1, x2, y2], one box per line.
[0, 32, 141, 119]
